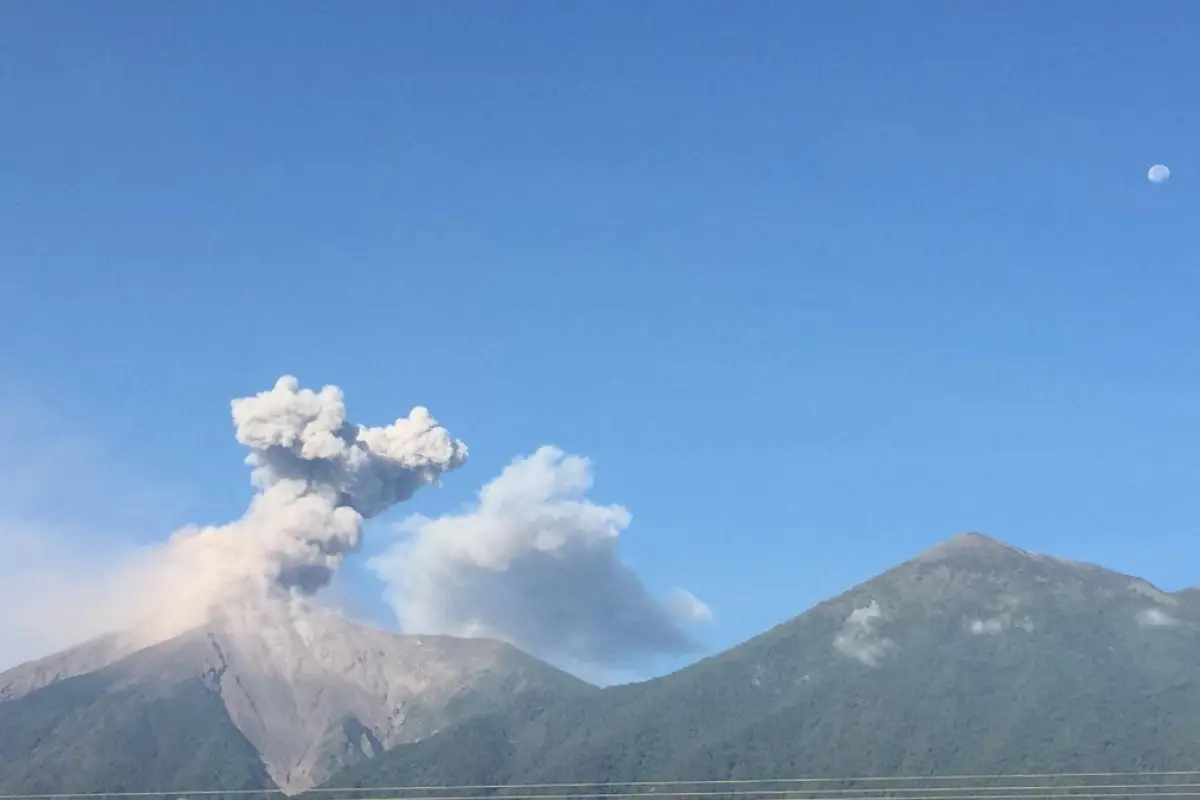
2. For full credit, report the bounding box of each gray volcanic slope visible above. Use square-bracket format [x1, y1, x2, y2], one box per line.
[325, 533, 1200, 789]
[0, 599, 595, 795]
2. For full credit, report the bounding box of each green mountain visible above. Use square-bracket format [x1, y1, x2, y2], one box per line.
[324, 533, 1200, 790]
[0, 661, 271, 795]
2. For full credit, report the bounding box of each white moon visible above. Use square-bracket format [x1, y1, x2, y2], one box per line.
[1148, 164, 1171, 183]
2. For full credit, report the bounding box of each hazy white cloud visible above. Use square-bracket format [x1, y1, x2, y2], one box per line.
[0, 401, 181, 670]
[833, 600, 894, 667]
[370, 446, 709, 670]
[1136, 607, 1180, 628]
[0, 520, 133, 669]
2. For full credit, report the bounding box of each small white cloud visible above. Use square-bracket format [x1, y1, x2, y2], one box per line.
[969, 616, 1008, 635]
[833, 600, 895, 667]
[967, 596, 1036, 636]
[967, 614, 1035, 635]
[1136, 607, 1180, 628]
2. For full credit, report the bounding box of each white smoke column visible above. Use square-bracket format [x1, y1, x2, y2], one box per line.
[370, 446, 711, 671]
[125, 376, 468, 642]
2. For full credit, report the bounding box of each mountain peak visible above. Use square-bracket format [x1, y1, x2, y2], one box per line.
[914, 531, 1034, 564]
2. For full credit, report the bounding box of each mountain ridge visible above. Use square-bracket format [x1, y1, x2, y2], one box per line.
[321, 531, 1200, 789]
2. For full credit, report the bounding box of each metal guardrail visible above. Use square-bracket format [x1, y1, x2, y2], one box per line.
[8, 772, 1200, 800]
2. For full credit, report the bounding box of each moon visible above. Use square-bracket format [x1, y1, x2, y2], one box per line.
[1148, 164, 1171, 183]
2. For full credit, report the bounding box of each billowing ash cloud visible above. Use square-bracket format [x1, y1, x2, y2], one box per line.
[227, 376, 467, 592]
[369, 445, 710, 670]
[124, 376, 467, 642]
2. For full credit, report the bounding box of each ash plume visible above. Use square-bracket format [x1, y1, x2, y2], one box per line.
[370, 445, 710, 672]
[228, 376, 468, 591]
[124, 376, 467, 643]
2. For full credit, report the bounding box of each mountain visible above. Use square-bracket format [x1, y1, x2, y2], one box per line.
[324, 532, 1200, 789]
[0, 598, 594, 795]
[8, 532, 1199, 795]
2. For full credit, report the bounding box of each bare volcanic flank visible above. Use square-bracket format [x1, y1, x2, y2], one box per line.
[0, 597, 593, 794]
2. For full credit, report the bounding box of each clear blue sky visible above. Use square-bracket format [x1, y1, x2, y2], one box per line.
[2, 2, 1198, 671]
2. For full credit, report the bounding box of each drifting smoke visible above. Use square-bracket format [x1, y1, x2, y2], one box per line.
[0, 399, 188, 669]
[370, 446, 711, 672]
[3, 378, 709, 675]
[121, 376, 467, 644]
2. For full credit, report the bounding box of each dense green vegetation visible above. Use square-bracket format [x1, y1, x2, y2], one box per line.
[322, 537, 1200, 790]
[0, 670, 272, 794]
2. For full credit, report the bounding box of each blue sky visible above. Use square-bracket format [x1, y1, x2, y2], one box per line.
[1, 1, 1198, 676]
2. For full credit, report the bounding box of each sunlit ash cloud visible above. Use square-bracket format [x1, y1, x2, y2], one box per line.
[115, 376, 469, 645]
[370, 446, 711, 671]
[2, 377, 709, 675]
